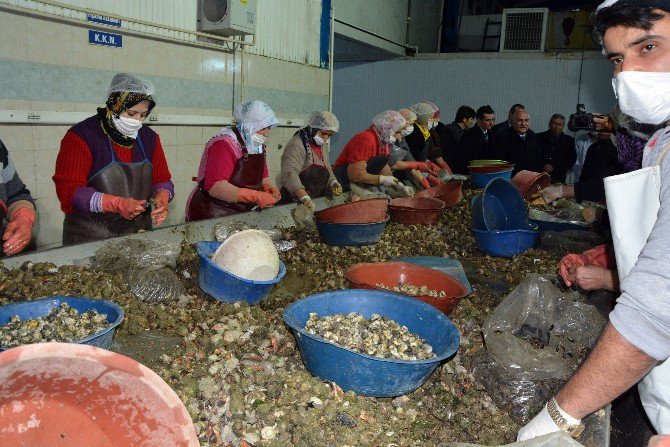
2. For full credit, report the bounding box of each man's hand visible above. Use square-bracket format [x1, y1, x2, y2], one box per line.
[517, 404, 562, 441]
[649, 435, 670, 447]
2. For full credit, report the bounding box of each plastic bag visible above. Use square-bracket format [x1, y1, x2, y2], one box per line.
[212, 220, 253, 242]
[93, 239, 183, 304]
[126, 267, 185, 304]
[473, 274, 606, 423]
[292, 203, 316, 230]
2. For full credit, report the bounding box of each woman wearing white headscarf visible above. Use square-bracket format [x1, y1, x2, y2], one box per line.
[186, 100, 281, 221]
[279, 111, 342, 210]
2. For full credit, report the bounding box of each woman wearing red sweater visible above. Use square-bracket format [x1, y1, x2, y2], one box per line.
[53, 73, 173, 245]
[186, 100, 281, 221]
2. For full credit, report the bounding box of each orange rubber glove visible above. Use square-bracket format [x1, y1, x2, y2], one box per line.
[437, 160, 453, 173]
[427, 175, 442, 187]
[101, 194, 147, 220]
[428, 161, 442, 174]
[3, 206, 35, 256]
[559, 245, 616, 286]
[405, 161, 432, 173]
[151, 189, 170, 226]
[262, 183, 282, 200]
[419, 177, 431, 189]
[237, 188, 279, 208]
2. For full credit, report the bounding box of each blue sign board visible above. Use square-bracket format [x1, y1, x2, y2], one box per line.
[87, 13, 121, 27]
[88, 30, 122, 48]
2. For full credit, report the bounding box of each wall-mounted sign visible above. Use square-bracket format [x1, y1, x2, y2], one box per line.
[87, 13, 121, 27]
[88, 30, 122, 48]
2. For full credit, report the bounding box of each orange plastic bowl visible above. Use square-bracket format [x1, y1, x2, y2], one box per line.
[344, 261, 469, 315]
[314, 198, 389, 224]
[388, 197, 445, 226]
[0, 343, 198, 447]
[512, 170, 551, 201]
[415, 182, 463, 208]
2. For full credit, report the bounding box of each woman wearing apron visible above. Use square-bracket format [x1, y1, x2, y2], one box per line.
[332, 110, 412, 198]
[279, 111, 342, 211]
[53, 73, 174, 245]
[518, 1, 670, 442]
[186, 101, 281, 222]
[1, 138, 36, 256]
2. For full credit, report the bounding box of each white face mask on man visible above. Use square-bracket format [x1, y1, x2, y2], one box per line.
[612, 71, 670, 125]
[112, 115, 143, 139]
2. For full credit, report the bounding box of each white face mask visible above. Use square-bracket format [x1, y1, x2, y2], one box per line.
[401, 126, 413, 136]
[251, 132, 266, 146]
[387, 135, 397, 144]
[313, 134, 326, 146]
[112, 115, 143, 139]
[612, 71, 670, 125]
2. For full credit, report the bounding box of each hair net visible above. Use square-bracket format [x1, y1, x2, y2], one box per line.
[372, 110, 406, 144]
[232, 100, 279, 151]
[398, 108, 417, 125]
[424, 101, 440, 119]
[410, 103, 435, 124]
[307, 111, 339, 132]
[108, 73, 155, 96]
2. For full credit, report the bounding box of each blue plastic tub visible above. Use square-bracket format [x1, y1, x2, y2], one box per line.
[315, 216, 389, 246]
[196, 241, 286, 304]
[471, 168, 513, 188]
[0, 296, 124, 351]
[481, 178, 529, 231]
[283, 290, 460, 397]
[472, 226, 540, 258]
[393, 256, 473, 295]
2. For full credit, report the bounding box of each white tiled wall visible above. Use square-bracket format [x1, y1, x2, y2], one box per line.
[0, 9, 330, 249]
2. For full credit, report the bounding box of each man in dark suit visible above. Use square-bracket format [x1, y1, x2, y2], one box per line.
[438, 105, 476, 171]
[537, 114, 577, 183]
[490, 109, 543, 175]
[491, 103, 525, 140]
[452, 105, 495, 174]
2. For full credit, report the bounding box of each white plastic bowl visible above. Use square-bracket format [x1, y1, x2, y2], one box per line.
[213, 229, 280, 281]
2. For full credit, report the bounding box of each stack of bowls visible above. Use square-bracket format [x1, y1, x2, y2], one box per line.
[512, 170, 551, 201]
[471, 178, 540, 257]
[314, 199, 389, 246]
[468, 160, 514, 188]
[415, 181, 463, 208]
[388, 197, 445, 226]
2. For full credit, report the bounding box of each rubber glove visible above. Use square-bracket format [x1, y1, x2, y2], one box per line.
[379, 175, 399, 187]
[437, 160, 453, 173]
[237, 188, 279, 208]
[331, 181, 343, 196]
[649, 435, 670, 447]
[102, 194, 147, 220]
[262, 183, 282, 200]
[427, 175, 442, 187]
[3, 206, 35, 256]
[428, 161, 442, 174]
[151, 189, 170, 226]
[558, 253, 589, 286]
[405, 161, 433, 173]
[397, 184, 414, 197]
[517, 399, 580, 441]
[419, 177, 431, 189]
[583, 244, 616, 269]
[540, 185, 564, 203]
[299, 195, 315, 211]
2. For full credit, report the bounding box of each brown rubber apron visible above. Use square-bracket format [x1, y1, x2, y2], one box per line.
[63, 137, 153, 245]
[187, 129, 265, 221]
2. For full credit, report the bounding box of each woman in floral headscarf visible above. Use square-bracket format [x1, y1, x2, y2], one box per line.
[333, 110, 413, 197]
[53, 73, 174, 245]
[186, 100, 281, 221]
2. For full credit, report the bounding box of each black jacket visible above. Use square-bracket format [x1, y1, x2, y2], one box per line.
[574, 138, 622, 203]
[489, 127, 543, 175]
[537, 131, 576, 183]
[453, 125, 491, 174]
[437, 122, 466, 170]
[491, 121, 512, 139]
[404, 124, 429, 162]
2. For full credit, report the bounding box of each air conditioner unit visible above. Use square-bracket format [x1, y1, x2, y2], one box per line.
[197, 0, 257, 36]
[500, 8, 549, 52]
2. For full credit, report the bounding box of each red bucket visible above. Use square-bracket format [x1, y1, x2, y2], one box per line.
[344, 261, 469, 315]
[415, 181, 463, 208]
[314, 198, 389, 224]
[512, 170, 551, 201]
[389, 197, 445, 225]
[0, 343, 199, 447]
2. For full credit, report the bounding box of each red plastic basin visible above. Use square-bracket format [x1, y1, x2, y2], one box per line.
[512, 170, 551, 201]
[0, 343, 198, 447]
[389, 197, 445, 225]
[415, 181, 463, 208]
[314, 198, 389, 224]
[344, 261, 469, 315]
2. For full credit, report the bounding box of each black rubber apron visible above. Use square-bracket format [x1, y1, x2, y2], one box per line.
[333, 154, 390, 191]
[62, 137, 153, 245]
[280, 133, 331, 201]
[187, 129, 265, 221]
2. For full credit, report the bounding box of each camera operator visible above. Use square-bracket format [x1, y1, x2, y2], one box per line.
[518, 0, 670, 442]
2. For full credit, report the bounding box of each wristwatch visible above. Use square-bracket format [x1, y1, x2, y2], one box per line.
[547, 398, 585, 438]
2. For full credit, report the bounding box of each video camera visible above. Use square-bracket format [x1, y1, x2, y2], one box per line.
[568, 104, 598, 132]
